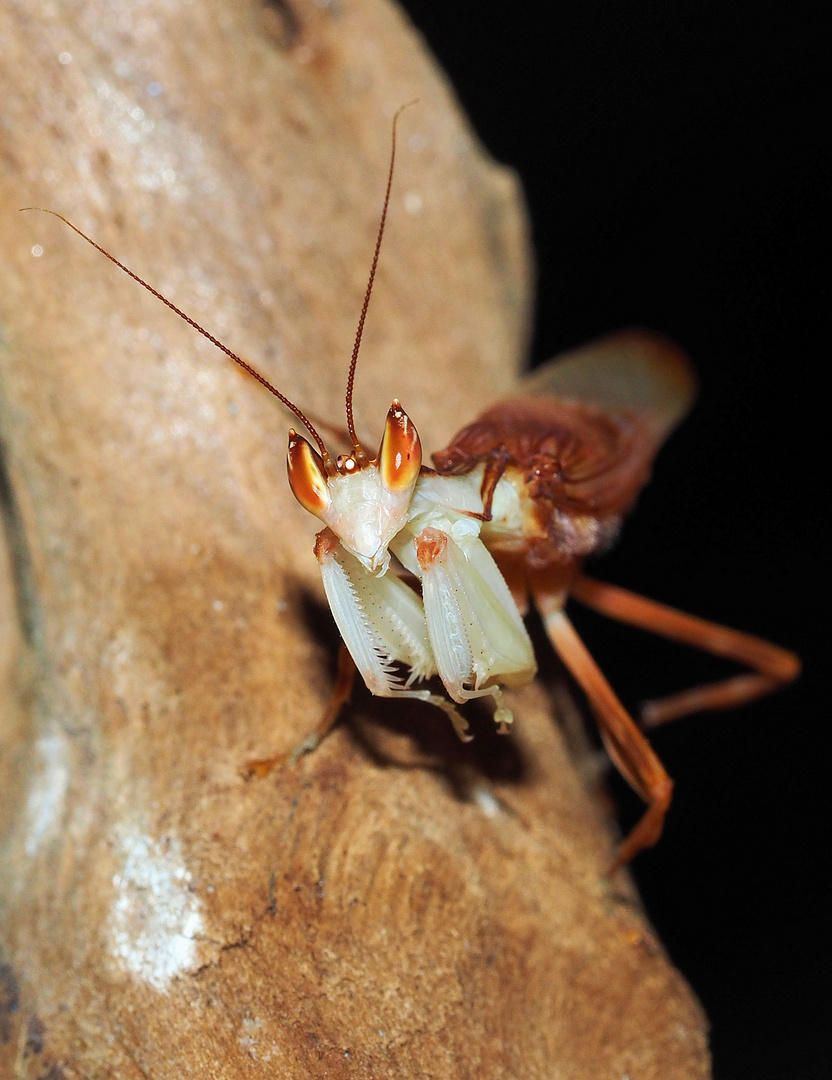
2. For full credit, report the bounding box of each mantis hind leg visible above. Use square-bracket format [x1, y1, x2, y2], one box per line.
[571, 575, 800, 727]
[535, 594, 673, 871]
[245, 641, 356, 777]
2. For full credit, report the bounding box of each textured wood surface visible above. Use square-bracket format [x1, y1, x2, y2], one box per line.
[0, 0, 709, 1076]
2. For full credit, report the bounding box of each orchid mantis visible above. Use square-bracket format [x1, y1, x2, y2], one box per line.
[24, 109, 799, 867]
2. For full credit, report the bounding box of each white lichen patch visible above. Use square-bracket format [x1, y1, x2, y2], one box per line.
[239, 1016, 263, 1059]
[24, 733, 71, 857]
[238, 1015, 281, 1064]
[109, 828, 203, 990]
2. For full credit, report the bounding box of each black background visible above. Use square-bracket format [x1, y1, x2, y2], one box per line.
[399, 2, 828, 1076]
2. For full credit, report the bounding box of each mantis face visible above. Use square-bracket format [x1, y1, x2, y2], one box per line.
[286, 400, 422, 575]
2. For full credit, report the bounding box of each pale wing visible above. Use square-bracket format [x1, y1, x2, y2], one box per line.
[518, 328, 696, 445]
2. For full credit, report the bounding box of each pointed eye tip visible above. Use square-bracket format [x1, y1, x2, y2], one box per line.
[378, 401, 422, 493]
[287, 432, 331, 517]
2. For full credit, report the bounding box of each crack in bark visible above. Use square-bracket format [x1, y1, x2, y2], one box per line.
[188, 902, 278, 980]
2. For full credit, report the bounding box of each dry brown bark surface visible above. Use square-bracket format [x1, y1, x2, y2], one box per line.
[0, 1, 710, 1076]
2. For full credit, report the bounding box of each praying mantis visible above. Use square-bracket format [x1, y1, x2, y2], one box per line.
[23, 108, 799, 869]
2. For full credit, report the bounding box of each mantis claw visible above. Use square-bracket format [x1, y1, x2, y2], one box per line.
[289, 732, 321, 764]
[493, 706, 514, 734]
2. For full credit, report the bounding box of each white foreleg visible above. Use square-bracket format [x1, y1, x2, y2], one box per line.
[314, 530, 471, 739]
[411, 526, 537, 732]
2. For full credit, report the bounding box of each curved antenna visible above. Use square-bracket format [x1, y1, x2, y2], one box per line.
[344, 100, 417, 456]
[19, 207, 331, 463]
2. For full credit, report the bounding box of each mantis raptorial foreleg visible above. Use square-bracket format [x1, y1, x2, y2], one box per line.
[314, 528, 471, 739]
[316, 505, 538, 741]
[408, 525, 537, 732]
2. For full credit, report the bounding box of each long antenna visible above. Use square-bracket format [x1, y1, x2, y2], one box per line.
[344, 100, 416, 455]
[19, 207, 331, 462]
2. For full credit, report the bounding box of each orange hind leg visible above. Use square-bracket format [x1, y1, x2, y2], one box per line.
[537, 600, 674, 871]
[571, 576, 800, 727]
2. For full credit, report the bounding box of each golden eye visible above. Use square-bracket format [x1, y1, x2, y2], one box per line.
[377, 400, 422, 493]
[287, 430, 331, 517]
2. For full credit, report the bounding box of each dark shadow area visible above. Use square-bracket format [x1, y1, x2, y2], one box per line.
[0, 433, 38, 648]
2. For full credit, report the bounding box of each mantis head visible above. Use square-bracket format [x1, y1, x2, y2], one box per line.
[286, 400, 422, 575]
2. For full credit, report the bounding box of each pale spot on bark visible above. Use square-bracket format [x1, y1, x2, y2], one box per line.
[24, 734, 71, 857]
[109, 829, 202, 990]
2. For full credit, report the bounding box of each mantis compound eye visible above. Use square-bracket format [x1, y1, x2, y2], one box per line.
[287, 430, 332, 518]
[377, 400, 422, 494]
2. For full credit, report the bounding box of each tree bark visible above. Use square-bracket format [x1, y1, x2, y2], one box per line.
[0, 0, 709, 1076]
